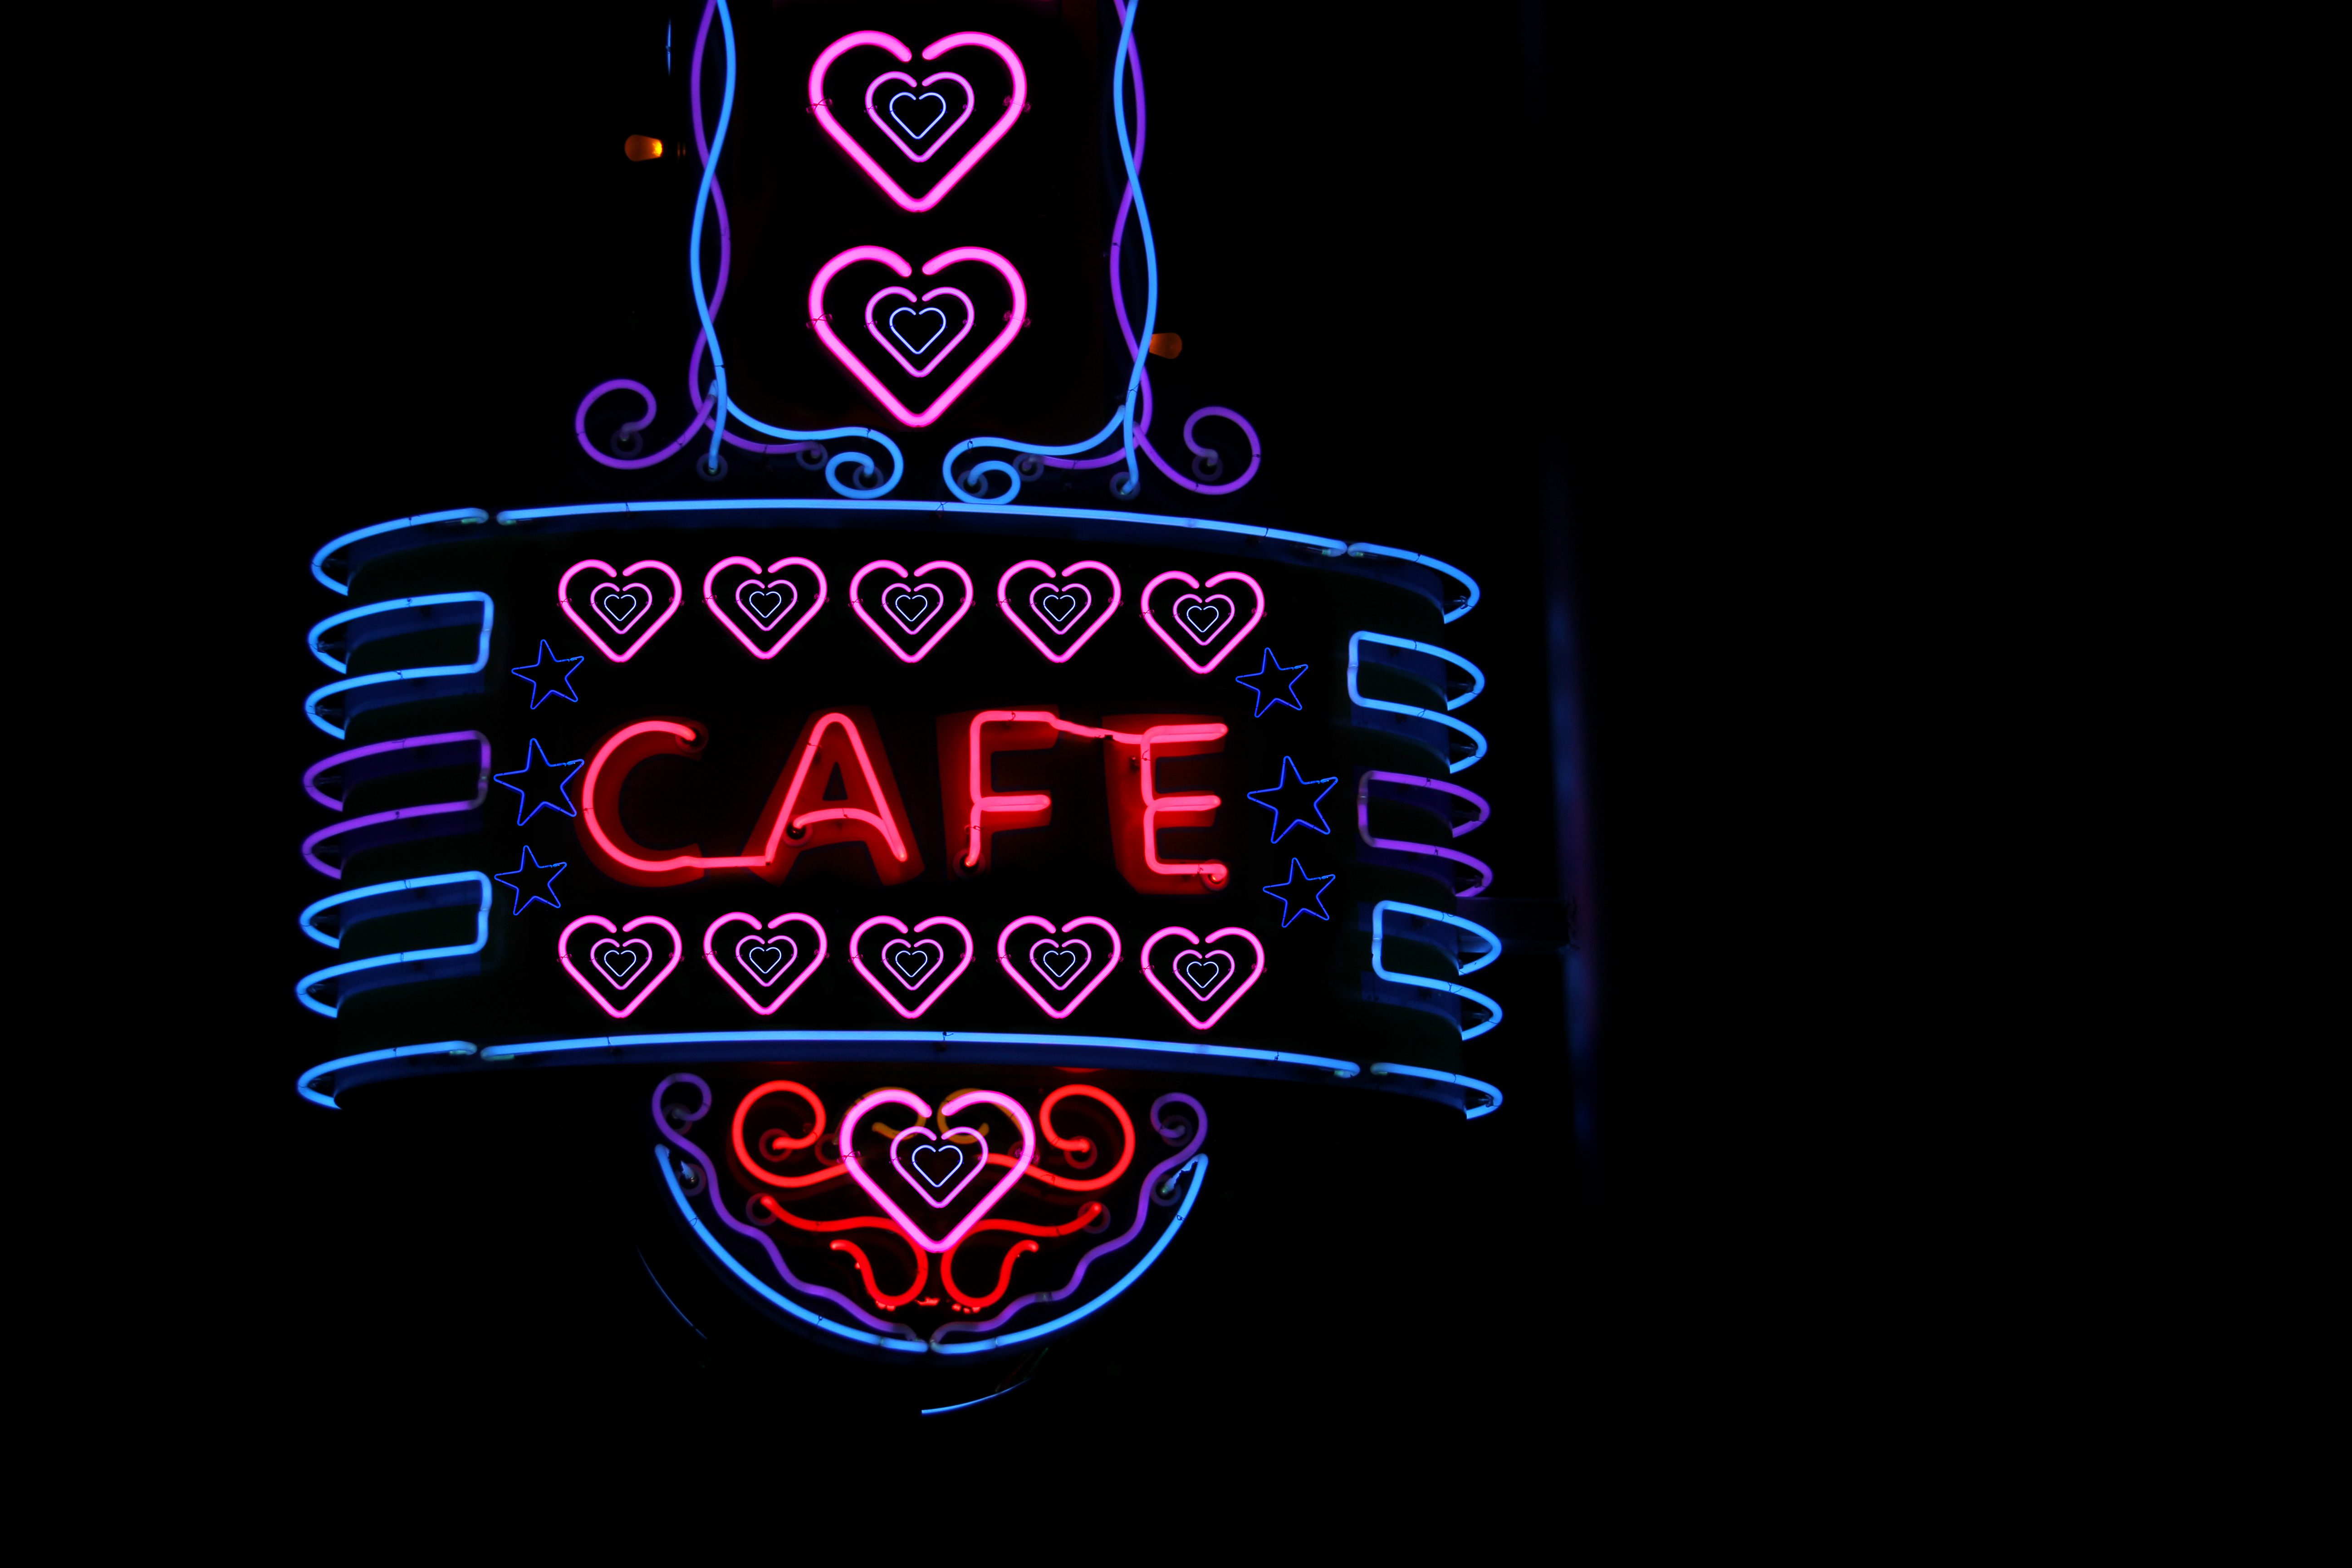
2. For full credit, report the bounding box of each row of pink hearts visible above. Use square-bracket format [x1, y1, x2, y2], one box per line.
[558, 557, 1266, 675]
[560, 912, 1264, 1034]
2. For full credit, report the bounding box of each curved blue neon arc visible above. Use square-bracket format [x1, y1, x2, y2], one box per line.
[296, 1042, 478, 1109]
[311, 509, 489, 596]
[306, 591, 495, 675]
[1367, 1063, 1504, 1121]
[1352, 630, 1487, 710]
[655, 1143, 1207, 1355]
[302, 594, 495, 741]
[1347, 633, 1490, 773]
[475, 1030, 1361, 1076]
[294, 873, 491, 1020]
[1369, 898, 1504, 1042]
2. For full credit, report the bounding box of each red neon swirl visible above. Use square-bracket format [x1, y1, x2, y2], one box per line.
[1033, 1086, 1135, 1191]
[731, 1081, 848, 1188]
[969, 1202, 1105, 1238]
[830, 1236, 929, 1310]
[941, 1238, 1038, 1310]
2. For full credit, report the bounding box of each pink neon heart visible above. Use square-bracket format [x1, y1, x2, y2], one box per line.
[995, 916, 1122, 1021]
[592, 584, 649, 632]
[1172, 593, 1237, 645]
[559, 559, 683, 663]
[883, 582, 944, 632]
[1030, 582, 1090, 632]
[1032, 940, 1088, 987]
[889, 1123, 990, 1210]
[1139, 569, 1265, 675]
[810, 31, 1026, 213]
[880, 938, 945, 989]
[848, 915, 975, 1019]
[1140, 925, 1267, 1031]
[738, 933, 796, 980]
[809, 245, 1026, 428]
[703, 912, 827, 1017]
[557, 914, 684, 1019]
[591, 937, 654, 987]
[839, 1087, 1036, 1253]
[1173, 950, 1234, 1000]
[864, 69, 975, 163]
[866, 285, 975, 378]
[849, 559, 974, 662]
[701, 555, 827, 659]
[997, 559, 1122, 663]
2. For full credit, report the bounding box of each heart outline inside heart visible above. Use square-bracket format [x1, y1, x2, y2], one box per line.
[703, 912, 828, 1016]
[882, 583, 944, 632]
[558, 913, 684, 1019]
[880, 938, 945, 989]
[849, 559, 975, 662]
[559, 559, 684, 664]
[889, 1124, 988, 1210]
[591, 937, 652, 987]
[995, 914, 1122, 1021]
[1139, 569, 1266, 674]
[591, 584, 649, 632]
[811, 31, 1026, 212]
[1140, 924, 1267, 1031]
[1174, 950, 1234, 1000]
[701, 556, 828, 660]
[1029, 581, 1090, 633]
[1031, 940, 1088, 987]
[863, 67, 976, 162]
[865, 284, 975, 379]
[997, 559, 1122, 663]
[738, 934, 796, 980]
[839, 1087, 1036, 1252]
[848, 914, 975, 1019]
[809, 245, 1026, 428]
[1173, 593, 1237, 645]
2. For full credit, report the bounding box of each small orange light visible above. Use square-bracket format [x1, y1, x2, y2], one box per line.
[625, 135, 665, 162]
[1148, 333, 1183, 358]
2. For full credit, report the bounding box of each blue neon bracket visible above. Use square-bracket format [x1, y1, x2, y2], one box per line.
[303, 593, 495, 740]
[294, 872, 492, 1019]
[1347, 632, 1489, 773]
[312, 509, 490, 595]
[1366, 899, 1503, 1043]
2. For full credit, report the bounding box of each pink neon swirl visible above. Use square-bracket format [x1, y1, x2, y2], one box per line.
[808, 245, 1027, 428]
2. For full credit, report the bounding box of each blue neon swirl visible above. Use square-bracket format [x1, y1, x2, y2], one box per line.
[1367, 1063, 1504, 1120]
[310, 509, 489, 596]
[306, 591, 494, 675]
[1369, 898, 1504, 1042]
[295, 1042, 478, 1109]
[303, 594, 495, 740]
[940, 0, 1155, 504]
[684, 0, 903, 497]
[1347, 632, 1489, 773]
[294, 872, 491, 1019]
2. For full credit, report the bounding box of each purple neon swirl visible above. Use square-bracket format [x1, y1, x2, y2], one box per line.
[928, 1093, 1206, 1346]
[575, 1, 814, 470]
[651, 1073, 921, 1341]
[1036, 5, 1261, 495]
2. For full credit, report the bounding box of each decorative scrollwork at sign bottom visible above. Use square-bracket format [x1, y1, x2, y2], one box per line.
[653, 1073, 1206, 1348]
[945, 0, 1259, 507]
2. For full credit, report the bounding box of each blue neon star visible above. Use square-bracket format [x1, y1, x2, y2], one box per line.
[1245, 756, 1337, 844]
[493, 845, 568, 915]
[1233, 647, 1309, 718]
[1262, 858, 1336, 926]
[511, 640, 585, 709]
[493, 738, 584, 827]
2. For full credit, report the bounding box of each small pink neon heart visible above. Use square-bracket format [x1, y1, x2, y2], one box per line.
[703, 911, 827, 1017]
[889, 1123, 989, 1210]
[865, 70, 975, 162]
[1140, 569, 1265, 675]
[559, 559, 683, 663]
[839, 1087, 1035, 1252]
[848, 915, 975, 1019]
[866, 285, 974, 378]
[849, 559, 974, 662]
[702, 556, 827, 659]
[1140, 925, 1267, 1031]
[997, 559, 1121, 663]
[995, 916, 1122, 1021]
[810, 31, 1026, 213]
[558, 914, 684, 1019]
[809, 245, 1025, 428]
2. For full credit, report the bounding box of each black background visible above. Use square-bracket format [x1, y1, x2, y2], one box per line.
[141, 0, 1752, 1483]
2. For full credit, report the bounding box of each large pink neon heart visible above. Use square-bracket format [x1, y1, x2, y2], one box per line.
[809, 31, 1026, 213]
[848, 914, 975, 1020]
[809, 245, 1026, 428]
[848, 559, 974, 662]
[995, 915, 1122, 1021]
[867, 285, 974, 378]
[839, 1087, 1036, 1252]
[557, 914, 683, 1019]
[559, 559, 683, 663]
[1139, 570, 1265, 675]
[1140, 925, 1267, 1031]
[702, 556, 826, 660]
[997, 559, 1122, 663]
[889, 1122, 989, 1210]
[703, 911, 828, 1017]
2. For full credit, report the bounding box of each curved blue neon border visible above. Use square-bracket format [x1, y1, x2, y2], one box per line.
[296, 1041, 478, 1108]
[1348, 632, 1489, 772]
[657, 1141, 1207, 1356]
[1367, 1063, 1504, 1120]
[303, 594, 495, 740]
[312, 509, 490, 595]
[294, 872, 491, 1019]
[1352, 630, 1487, 710]
[307, 591, 493, 675]
[1370, 898, 1503, 1042]
[479, 1029, 1358, 1076]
